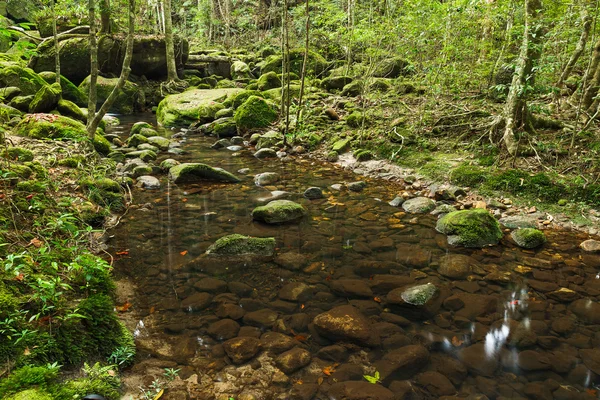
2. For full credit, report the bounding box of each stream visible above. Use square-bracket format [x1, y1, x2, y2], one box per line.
[107, 113, 600, 400]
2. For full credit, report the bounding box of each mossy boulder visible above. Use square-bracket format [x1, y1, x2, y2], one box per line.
[0, 86, 21, 101]
[0, 65, 47, 95]
[169, 163, 241, 183]
[38, 71, 88, 106]
[3, 147, 33, 161]
[15, 114, 87, 140]
[29, 82, 62, 113]
[79, 76, 144, 115]
[341, 80, 364, 97]
[370, 78, 392, 91]
[0, 103, 22, 122]
[332, 138, 350, 153]
[234, 95, 278, 131]
[126, 134, 149, 147]
[436, 209, 503, 248]
[258, 49, 327, 76]
[130, 121, 154, 136]
[511, 228, 546, 249]
[6, 389, 53, 400]
[257, 71, 282, 91]
[322, 76, 353, 91]
[156, 88, 240, 127]
[93, 134, 112, 155]
[373, 57, 412, 78]
[256, 130, 283, 150]
[346, 111, 365, 128]
[225, 89, 262, 109]
[216, 79, 236, 88]
[9, 95, 33, 112]
[231, 60, 252, 80]
[206, 234, 276, 256]
[211, 118, 238, 137]
[147, 136, 170, 150]
[252, 200, 307, 224]
[56, 99, 86, 123]
[261, 85, 301, 104]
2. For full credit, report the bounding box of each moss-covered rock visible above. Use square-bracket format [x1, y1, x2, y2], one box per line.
[332, 138, 350, 153]
[206, 234, 276, 256]
[56, 99, 86, 123]
[436, 209, 503, 248]
[93, 134, 112, 155]
[215, 107, 234, 118]
[126, 133, 149, 148]
[261, 85, 301, 104]
[321, 76, 353, 91]
[147, 136, 170, 150]
[370, 78, 392, 91]
[256, 130, 282, 150]
[257, 71, 282, 91]
[373, 57, 412, 78]
[79, 76, 144, 115]
[9, 95, 33, 112]
[511, 228, 546, 249]
[156, 88, 240, 127]
[234, 95, 278, 131]
[169, 163, 240, 183]
[231, 60, 252, 80]
[211, 118, 238, 137]
[216, 79, 236, 88]
[38, 71, 88, 106]
[0, 103, 22, 122]
[225, 89, 261, 109]
[3, 147, 34, 162]
[252, 200, 307, 224]
[29, 82, 61, 113]
[15, 114, 86, 140]
[130, 121, 153, 136]
[0, 86, 21, 101]
[258, 49, 327, 76]
[354, 149, 374, 161]
[6, 389, 53, 400]
[341, 80, 363, 97]
[346, 111, 365, 128]
[0, 66, 47, 96]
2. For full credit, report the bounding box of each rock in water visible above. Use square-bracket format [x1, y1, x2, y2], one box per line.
[402, 197, 436, 213]
[511, 228, 546, 249]
[581, 239, 600, 252]
[168, 163, 240, 183]
[206, 234, 276, 257]
[252, 200, 307, 224]
[136, 176, 160, 190]
[313, 305, 380, 347]
[436, 209, 503, 248]
[254, 172, 280, 186]
[304, 187, 324, 200]
[223, 337, 261, 364]
[328, 382, 394, 400]
[157, 88, 240, 127]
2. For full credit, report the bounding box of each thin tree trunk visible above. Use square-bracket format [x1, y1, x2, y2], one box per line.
[100, 0, 111, 34]
[295, 0, 310, 131]
[163, 0, 179, 81]
[87, 0, 98, 138]
[502, 0, 543, 155]
[280, 0, 286, 118]
[487, 1, 515, 90]
[87, 0, 136, 138]
[557, 1, 593, 89]
[51, 0, 60, 84]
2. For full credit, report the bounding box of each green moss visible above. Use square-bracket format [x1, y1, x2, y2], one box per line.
[0, 365, 59, 398]
[6, 389, 53, 400]
[126, 133, 149, 148]
[225, 89, 261, 109]
[206, 234, 276, 256]
[346, 111, 365, 128]
[7, 164, 33, 179]
[332, 138, 350, 153]
[15, 180, 47, 193]
[79, 76, 143, 115]
[0, 66, 47, 96]
[93, 134, 112, 155]
[29, 82, 62, 114]
[82, 178, 121, 193]
[0, 103, 23, 122]
[56, 99, 85, 123]
[58, 156, 84, 168]
[401, 283, 437, 306]
[251, 200, 307, 224]
[3, 147, 34, 162]
[436, 209, 503, 248]
[259, 49, 327, 76]
[216, 79, 236, 88]
[341, 80, 364, 97]
[450, 164, 488, 187]
[373, 56, 412, 78]
[169, 163, 240, 183]
[156, 88, 238, 127]
[0, 282, 18, 318]
[321, 76, 353, 91]
[511, 228, 546, 249]
[234, 95, 278, 131]
[15, 114, 87, 141]
[257, 71, 282, 91]
[354, 149, 374, 161]
[39, 72, 88, 107]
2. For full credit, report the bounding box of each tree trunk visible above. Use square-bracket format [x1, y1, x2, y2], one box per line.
[557, 1, 593, 89]
[87, 0, 98, 138]
[502, 0, 543, 155]
[100, 0, 111, 34]
[51, 0, 60, 84]
[87, 0, 136, 138]
[163, 0, 179, 82]
[295, 0, 310, 129]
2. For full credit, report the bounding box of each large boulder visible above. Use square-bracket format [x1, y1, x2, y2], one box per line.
[30, 35, 189, 85]
[168, 163, 240, 183]
[258, 48, 327, 76]
[313, 305, 380, 347]
[511, 228, 546, 249]
[29, 82, 61, 113]
[38, 71, 88, 106]
[206, 234, 276, 257]
[436, 209, 503, 248]
[78, 76, 144, 115]
[157, 88, 240, 127]
[252, 200, 306, 224]
[0, 65, 47, 95]
[256, 71, 282, 91]
[234, 95, 278, 131]
[6, 0, 41, 22]
[373, 56, 412, 78]
[231, 60, 252, 80]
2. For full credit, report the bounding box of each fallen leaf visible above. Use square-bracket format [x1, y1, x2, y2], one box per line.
[149, 306, 155, 314]
[294, 379, 303, 385]
[115, 250, 129, 256]
[153, 389, 164, 400]
[451, 336, 464, 347]
[23, 348, 31, 356]
[26, 194, 34, 200]
[373, 297, 382, 303]
[586, 389, 597, 396]
[317, 377, 324, 385]
[29, 238, 43, 248]
[180, 250, 188, 256]
[107, 369, 116, 377]
[300, 304, 305, 310]
[14, 273, 24, 282]
[181, 198, 188, 202]
[322, 365, 337, 376]
[115, 302, 132, 313]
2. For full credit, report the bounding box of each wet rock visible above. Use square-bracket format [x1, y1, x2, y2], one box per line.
[347, 181, 367, 192]
[252, 200, 307, 224]
[194, 277, 228, 293]
[499, 215, 537, 229]
[517, 350, 551, 370]
[437, 254, 477, 279]
[580, 349, 600, 375]
[136, 175, 160, 189]
[313, 305, 380, 347]
[523, 382, 553, 400]
[369, 237, 394, 251]
[453, 293, 498, 320]
[181, 292, 212, 311]
[368, 274, 415, 293]
[215, 303, 245, 320]
[274, 252, 308, 270]
[289, 383, 319, 400]
[275, 347, 312, 374]
[388, 283, 437, 306]
[260, 332, 298, 354]
[222, 336, 261, 364]
[303, 187, 324, 200]
[416, 371, 456, 396]
[207, 319, 240, 341]
[511, 228, 546, 249]
[581, 239, 600, 252]
[431, 354, 468, 386]
[459, 343, 499, 377]
[254, 172, 279, 186]
[402, 197, 435, 213]
[211, 138, 231, 149]
[279, 282, 312, 302]
[374, 345, 430, 384]
[317, 345, 349, 362]
[330, 279, 374, 298]
[436, 209, 503, 248]
[243, 308, 279, 328]
[169, 163, 240, 183]
[254, 148, 278, 159]
[228, 281, 253, 297]
[328, 381, 394, 400]
[206, 234, 276, 256]
[569, 299, 600, 324]
[389, 196, 405, 207]
[547, 287, 579, 302]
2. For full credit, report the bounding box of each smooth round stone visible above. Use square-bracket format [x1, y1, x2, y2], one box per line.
[254, 148, 277, 159]
[255, 172, 280, 186]
[402, 197, 436, 213]
[275, 347, 312, 374]
[227, 145, 244, 151]
[231, 136, 244, 145]
[581, 239, 600, 252]
[347, 181, 367, 192]
[223, 337, 261, 364]
[304, 187, 324, 200]
[136, 175, 160, 190]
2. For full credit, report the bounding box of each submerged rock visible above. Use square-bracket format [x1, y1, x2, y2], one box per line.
[511, 228, 546, 249]
[374, 345, 430, 385]
[205, 234, 276, 257]
[136, 175, 160, 190]
[499, 215, 537, 229]
[157, 88, 240, 127]
[396, 283, 437, 306]
[276, 348, 312, 374]
[402, 197, 435, 213]
[252, 200, 307, 224]
[328, 382, 394, 400]
[223, 337, 261, 364]
[168, 163, 240, 183]
[313, 305, 380, 347]
[254, 148, 278, 159]
[304, 187, 324, 200]
[437, 254, 476, 279]
[436, 209, 503, 248]
[581, 239, 600, 252]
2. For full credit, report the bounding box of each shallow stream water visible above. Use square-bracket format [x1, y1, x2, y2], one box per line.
[108, 113, 600, 400]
